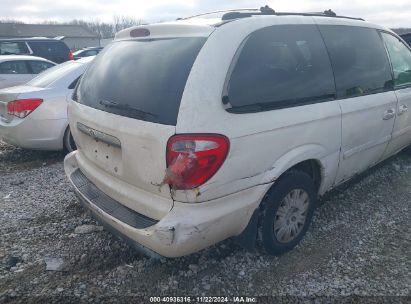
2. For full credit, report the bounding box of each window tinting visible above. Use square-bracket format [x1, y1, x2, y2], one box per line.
[382, 32, 411, 88]
[0, 61, 29, 74]
[76, 37, 206, 125]
[28, 41, 49, 54]
[28, 60, 55, 74]
[319, 26, 393, 98]
[28, 41, 67, 57]
[226, 25, 336, 112]
[401, 35, 411, 47]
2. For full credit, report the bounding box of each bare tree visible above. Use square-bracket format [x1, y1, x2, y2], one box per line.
[0, 16, 146, 39]
[392, 28, 411, 35]
[113, 15, 144, 34]
[0, 19, 24, 24]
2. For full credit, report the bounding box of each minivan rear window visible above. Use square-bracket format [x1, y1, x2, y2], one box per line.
[76, 37, 206, 125]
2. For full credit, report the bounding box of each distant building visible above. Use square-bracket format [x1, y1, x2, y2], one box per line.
[0, 23, 99, 50]
[100, 37, 114, 47]
[391, 29, 411, 46]
[391, 28, 411, 35]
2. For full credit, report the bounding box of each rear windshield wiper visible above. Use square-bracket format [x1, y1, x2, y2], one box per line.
[99, 99, 157, 118]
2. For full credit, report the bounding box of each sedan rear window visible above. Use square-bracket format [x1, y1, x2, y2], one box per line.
[0, 60, 29, 74]
[75, 37, 206, 125]
[27, 61, 78, 88]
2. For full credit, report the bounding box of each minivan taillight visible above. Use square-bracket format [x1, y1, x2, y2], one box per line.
[165, 134, 230, 190]
[68, 51, 74, 60]
[7, 99, 43, 118]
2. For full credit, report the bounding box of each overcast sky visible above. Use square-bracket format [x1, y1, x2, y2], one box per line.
[1, 0, 410, 28]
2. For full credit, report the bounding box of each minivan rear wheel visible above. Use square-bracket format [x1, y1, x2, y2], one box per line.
[260, 171, 317, 255]
[63, 127, 76, 153]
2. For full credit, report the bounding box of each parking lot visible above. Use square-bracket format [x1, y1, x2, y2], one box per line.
[0, 140, 410, 302]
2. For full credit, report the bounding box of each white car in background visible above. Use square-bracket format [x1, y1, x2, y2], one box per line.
[0, 56, 94, 152]
[0, 55, 56, 89]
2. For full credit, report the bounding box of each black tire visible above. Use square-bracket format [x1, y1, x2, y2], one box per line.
[63, 127, 76, 153]
[260, 171, 317, 255]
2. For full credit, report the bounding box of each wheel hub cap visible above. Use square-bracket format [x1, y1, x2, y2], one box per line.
[273, 189, 310, 243]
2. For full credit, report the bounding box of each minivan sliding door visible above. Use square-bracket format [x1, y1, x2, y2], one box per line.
[380, 32, 411, 157]
[318, 25, 397, 184]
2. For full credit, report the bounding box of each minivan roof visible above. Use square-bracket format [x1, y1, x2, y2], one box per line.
[181, 7, 364, 22]
[115, 7, 391, 41]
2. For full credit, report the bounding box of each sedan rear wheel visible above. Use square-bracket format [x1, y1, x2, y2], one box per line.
[63, 127, 76, 153]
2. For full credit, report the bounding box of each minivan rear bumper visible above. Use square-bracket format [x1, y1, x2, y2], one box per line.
[65, 151, 268, 257]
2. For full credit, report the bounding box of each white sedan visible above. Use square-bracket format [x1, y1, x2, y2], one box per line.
[0, 55, 56, 89]
[0, 56, 93, 152]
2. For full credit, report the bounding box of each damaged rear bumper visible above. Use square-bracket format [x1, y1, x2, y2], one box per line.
[64, 151, 268, 258]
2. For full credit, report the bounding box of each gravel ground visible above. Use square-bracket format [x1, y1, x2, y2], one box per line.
[0, 141, 410, 303]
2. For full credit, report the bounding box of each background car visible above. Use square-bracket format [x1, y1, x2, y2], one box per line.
[0, 55, 56, 89]
[0, 38, 73, 63]
[0, 56, 94, 152]
[400, 33, 411, 46]
[73, 47, 103, 60]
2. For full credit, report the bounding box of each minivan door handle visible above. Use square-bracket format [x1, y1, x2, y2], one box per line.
[383, 108, 396, 120]
[398, 104, 408, 116]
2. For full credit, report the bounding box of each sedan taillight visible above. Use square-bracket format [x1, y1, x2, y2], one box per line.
[7, 99, 43, 118]
[164, 134, 230, 190]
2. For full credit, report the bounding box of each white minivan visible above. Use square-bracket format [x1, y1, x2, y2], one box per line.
[64, 8, 411, 258]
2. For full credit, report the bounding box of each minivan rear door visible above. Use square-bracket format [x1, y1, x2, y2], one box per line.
[69, 35, 207, 217]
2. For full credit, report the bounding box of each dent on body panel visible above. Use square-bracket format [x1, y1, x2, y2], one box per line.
[152, 218, 213, 248]
[259, 144, 325, 181]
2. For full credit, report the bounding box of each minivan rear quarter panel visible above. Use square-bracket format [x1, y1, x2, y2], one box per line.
[174, 16, 344, 203]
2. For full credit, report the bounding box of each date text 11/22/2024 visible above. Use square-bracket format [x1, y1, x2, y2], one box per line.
[149, 296, 257, 303]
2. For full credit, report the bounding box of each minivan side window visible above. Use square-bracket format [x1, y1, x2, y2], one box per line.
[319, 26, 393, 99]
[225, 25, 336, 112]
[0, 61, 30, 74]
[381, 32, 411, 88]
